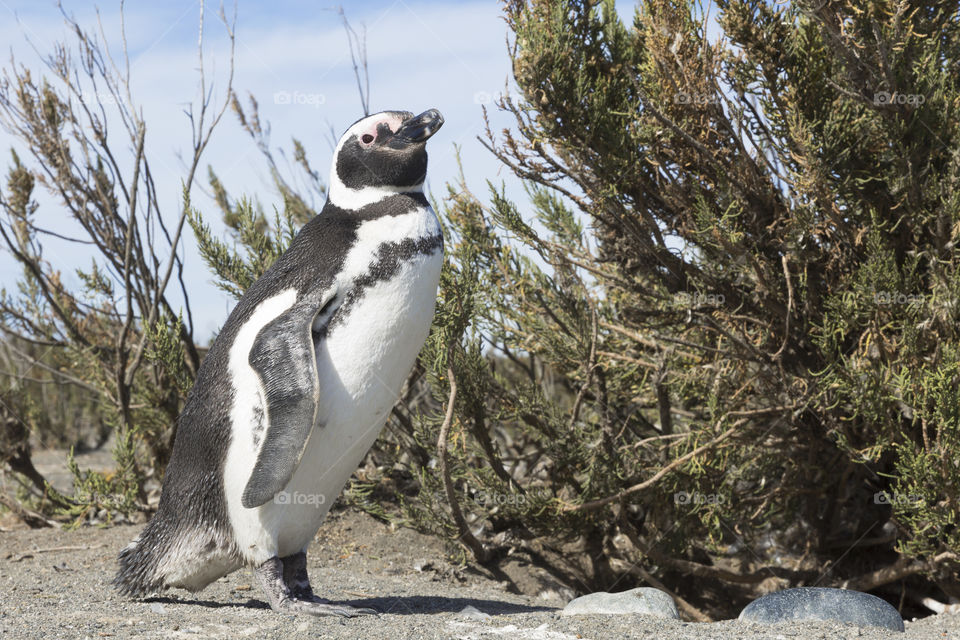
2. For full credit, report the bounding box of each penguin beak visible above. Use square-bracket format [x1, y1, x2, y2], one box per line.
[394, 109, 444, 143]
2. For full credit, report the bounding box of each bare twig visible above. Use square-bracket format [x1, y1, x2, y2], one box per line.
[840, 552, 959, 591]
[0, 493, 61, 529]
[437, 362, 489, 562]
[772, 255, 793, 360]
[337, 6, 370, 116]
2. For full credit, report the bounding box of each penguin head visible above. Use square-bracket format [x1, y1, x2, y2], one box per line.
[328, 109, 444, 209]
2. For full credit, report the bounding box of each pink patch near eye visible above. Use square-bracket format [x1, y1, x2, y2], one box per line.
[356, 116, 402, 145]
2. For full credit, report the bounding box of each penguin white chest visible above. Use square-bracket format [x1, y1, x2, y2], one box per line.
[222, 206, 443, 563]
[274, 242, 441, 554]
[317, 205, 443, 417]
[316, 242, 442, 432]
[265, 208, 441, 557]
[322, 252, 441, 416]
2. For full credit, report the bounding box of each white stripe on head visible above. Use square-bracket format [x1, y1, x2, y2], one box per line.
[326, 112, 424, 210]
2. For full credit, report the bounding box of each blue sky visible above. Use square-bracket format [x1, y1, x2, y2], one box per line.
[0, 0, 636, 340]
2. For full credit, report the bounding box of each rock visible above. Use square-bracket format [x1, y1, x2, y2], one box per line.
[458, 604, 492, 621]
[561, 587, 679, 618]
[149, 603, 166, 615]
[738, 587, 904, 632]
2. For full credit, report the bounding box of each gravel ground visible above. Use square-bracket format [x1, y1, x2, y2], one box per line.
[1, 512, 959, 640]
[2, 446, 958, 639]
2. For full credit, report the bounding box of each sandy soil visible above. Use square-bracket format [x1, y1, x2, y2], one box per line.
[1, 445, 959, 638]
[1, 508, 959, 640]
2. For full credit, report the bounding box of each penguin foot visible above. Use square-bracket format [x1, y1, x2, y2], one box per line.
[280, 550, 315, 600]
[256, 554, 377, 617]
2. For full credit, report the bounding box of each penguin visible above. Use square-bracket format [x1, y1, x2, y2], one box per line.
[114, 109, 445, 617]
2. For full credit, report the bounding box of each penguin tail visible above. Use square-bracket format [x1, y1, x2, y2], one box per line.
[114, 511, 241, 597]
[114, 522, 168, 597]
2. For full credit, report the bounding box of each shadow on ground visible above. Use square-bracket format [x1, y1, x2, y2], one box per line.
[144, 594, 557, 616]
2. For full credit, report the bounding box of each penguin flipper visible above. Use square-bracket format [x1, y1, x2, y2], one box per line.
[241, 288, 337, 509]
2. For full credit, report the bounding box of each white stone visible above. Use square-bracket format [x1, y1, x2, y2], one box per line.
[561, 587, 679, 618]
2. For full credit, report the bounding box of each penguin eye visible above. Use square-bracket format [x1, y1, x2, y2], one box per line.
[361, 134, 374, 145]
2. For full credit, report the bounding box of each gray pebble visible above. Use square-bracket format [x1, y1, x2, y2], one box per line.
[739, 587, 905, 632]
[561, 587, 680, 618]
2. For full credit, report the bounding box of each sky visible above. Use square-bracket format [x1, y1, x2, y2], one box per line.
[0, 0, 637, 341]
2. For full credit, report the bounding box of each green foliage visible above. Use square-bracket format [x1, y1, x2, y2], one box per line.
[144, 311, 193, 397]
[189, 95, 322, 300]
[187, 188, 300, 300]
[0, 7, 232, 524]
[58, 445, 141, 528]
[891, 348, 960, 559]
[363, 0, 960, 616]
